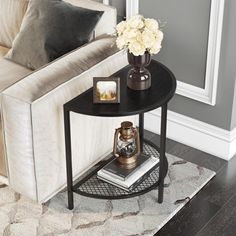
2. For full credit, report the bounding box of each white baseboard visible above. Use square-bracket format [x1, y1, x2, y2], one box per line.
[145, 109, 236, 161]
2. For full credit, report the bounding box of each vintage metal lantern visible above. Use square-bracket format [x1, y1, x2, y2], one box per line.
[113, 121, 140, 168]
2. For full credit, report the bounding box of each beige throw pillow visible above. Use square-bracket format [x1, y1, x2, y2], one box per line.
[0, 0, 29, 48]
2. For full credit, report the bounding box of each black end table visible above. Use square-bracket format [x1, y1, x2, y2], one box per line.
[64, 60, 176, 210]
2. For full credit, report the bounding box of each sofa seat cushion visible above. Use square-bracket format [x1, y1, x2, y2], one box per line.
[0, 46, 10, 57]
[0, 0, 29, 48]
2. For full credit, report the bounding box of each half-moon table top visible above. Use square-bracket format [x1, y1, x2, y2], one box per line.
[64, 60, 176, 117]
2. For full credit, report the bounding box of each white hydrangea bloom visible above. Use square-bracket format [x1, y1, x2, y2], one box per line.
[116, 36, 126, 49]
[123, 28, 139, 40]
[150, 42, 162, 54]
[127, 15, 144, 29]
[116, 21, 127, 35]
[145, 18, 159, 32]
[128, 40, 146, 56]
[155, 30, 164, 45]
[142, 29, 156, 48]
[115, 15, 163, 55]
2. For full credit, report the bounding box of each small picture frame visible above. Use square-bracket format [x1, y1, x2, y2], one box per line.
[93, 77, 120, 104]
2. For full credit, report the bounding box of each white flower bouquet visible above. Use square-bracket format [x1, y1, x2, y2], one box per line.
[116, 15, 164, 56]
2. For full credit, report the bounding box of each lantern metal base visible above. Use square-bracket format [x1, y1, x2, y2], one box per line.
[116, 155, 138, 169]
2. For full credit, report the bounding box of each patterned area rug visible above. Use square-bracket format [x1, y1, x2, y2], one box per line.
[0, 154, 215, 236]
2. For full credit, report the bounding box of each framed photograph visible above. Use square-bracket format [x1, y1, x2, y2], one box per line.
[93, 77, 120, 104]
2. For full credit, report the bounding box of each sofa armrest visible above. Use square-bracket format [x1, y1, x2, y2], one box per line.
[2, 36, 132, 202]
[3, 37, 125, 103]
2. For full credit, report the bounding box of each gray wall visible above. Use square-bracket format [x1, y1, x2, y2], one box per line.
[93, 0, 126, 18]
[140, 0, 236, 131]
[149, 0, 210, 88]
[110, 0, 125, 19]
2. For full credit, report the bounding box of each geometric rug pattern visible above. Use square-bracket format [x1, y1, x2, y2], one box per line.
[0, 154, 215, 236]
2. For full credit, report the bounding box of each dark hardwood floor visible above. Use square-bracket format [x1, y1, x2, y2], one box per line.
[143, 130, 236, 236]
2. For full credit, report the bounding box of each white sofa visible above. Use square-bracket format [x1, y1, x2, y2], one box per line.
[0, 0, 135, 203]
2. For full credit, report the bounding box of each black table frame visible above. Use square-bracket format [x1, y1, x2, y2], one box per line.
[64, 105, 168, 210]
[63, 60, 176, 210]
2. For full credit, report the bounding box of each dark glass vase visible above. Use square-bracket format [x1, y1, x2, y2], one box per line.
[127, 51, 151, 90]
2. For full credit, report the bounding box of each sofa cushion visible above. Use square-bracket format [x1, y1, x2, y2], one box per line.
[6, 0, 104, 70]
[0, 0, 29, 48]
[0, 46, 10, 57]
[65, 0, 117, 38]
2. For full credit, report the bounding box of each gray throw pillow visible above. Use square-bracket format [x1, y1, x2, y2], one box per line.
[6, 0, 104, 70]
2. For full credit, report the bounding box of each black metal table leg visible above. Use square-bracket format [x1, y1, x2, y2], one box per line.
[158, 104, 168, 203]
[64, 108, 74, 210]
[139, 113, 144, 152]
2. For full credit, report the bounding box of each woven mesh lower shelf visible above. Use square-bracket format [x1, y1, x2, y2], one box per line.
[74, 142, 161, 199]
